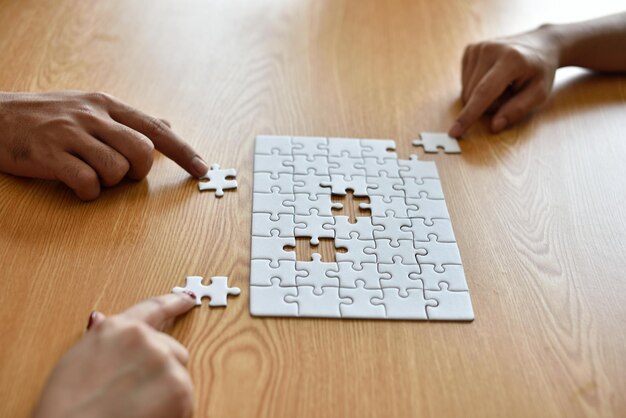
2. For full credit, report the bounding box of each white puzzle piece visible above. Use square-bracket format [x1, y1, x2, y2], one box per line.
[425, 282, 474, 320]
[412, 132, 461, 154]
[250, 135, 473, 321]
[172, 276, 240, 307]
[198, 164, 238, 197]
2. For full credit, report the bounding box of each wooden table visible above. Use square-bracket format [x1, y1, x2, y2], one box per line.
[1, 0, 625, 417]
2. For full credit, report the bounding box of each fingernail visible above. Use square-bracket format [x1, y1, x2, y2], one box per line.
[86, 311, 97, 330]
[492, 117, 507, 132]
[448, 122, 462, 138]
[182, 290, 197, 301]
[192, 156, 209, 176]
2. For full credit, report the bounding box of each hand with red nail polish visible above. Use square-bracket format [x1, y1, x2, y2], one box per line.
[449, 12, 626, 138]
[0, 91, 209, 201]
[32, 293, 197, 418]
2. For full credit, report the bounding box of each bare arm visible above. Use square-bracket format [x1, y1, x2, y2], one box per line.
[449, 12, 626, 138]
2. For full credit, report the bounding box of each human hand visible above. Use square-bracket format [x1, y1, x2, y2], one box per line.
[32, 293, 197, 418]
[449, 27, 560, 137]
[0, 91, 209, 200]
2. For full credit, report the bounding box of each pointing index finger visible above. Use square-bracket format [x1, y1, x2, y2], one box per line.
[107, 102, 209, 177]
[450, 60, 519, 138]
[120, 293, 196, 329]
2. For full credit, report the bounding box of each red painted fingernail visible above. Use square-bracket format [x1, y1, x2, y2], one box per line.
[183, 290, 197, 300]
[86, 311, 97, 330]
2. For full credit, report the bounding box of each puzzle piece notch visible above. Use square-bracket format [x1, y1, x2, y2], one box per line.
[412, 132, 461, 154]
[251, 230, 296, 267]
[294, 208, 335, 245]
[413, 234, 463, 272]
[398, 155, 440, 180]
[198, 164, 238, 197]
[320, 175, 370, 196]
[339, 280, 386, 318]
[172, 276, 240, 307]
[250, 278, 298, 316]
[255, 135, 293, 155]
[378, 255, 423, 296]
[370, 288, 436, 320]
[284, 285, 347, 317]
[360, 139, 398, 162]
[295, 253, 339, 294]
[424, 282, 474, 321]
[335, 232, 377, 270]
[323, 216, 384, 240]
[291, 136, 328, 160]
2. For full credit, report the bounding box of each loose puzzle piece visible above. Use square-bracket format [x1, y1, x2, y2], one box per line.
[250, 279, 298, 316]
[250, 135, 473, 321]
[198, 164, 238, 197]
[424, 282, 474, 320]
[412, 132, 461, 154]
[339, 280, 386, 319]
[295, 253, 340, 294]
[172, 276, 240, 307]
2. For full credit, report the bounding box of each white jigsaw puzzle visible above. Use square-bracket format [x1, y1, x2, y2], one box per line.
[172, 276, 240, 307]
[250, 135, 473, 321]
[198, 164, 238, 197]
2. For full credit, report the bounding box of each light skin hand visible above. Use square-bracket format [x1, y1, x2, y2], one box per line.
[449, 28, 560, 138]
[31, 293, 197, 418]
[0, 91, 209, 200]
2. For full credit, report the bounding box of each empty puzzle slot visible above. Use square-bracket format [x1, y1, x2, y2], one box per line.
[284, 237, 345, 262]
[331, 190, 371, 223]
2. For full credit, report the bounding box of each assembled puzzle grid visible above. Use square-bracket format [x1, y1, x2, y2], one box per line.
[250, 135, 474, 320]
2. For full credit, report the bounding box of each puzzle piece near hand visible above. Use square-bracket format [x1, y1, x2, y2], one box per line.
[412, 132, 461, 154]
[198, 164, 238, 197]
[172, 276, 240, 307]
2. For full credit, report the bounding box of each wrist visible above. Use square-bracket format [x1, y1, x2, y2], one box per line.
[535, 23, 571, 68]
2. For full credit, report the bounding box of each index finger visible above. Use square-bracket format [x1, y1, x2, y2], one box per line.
[119, 293, 196, 329]
[449, 60, 518, 138]
[107, 100, 209, 177]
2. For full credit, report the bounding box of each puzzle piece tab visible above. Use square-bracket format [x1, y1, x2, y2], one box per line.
[172, 276, 240, 307]
[198, 164, 238, 197]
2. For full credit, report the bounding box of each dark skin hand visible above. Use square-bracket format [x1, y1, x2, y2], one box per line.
[0, 91, 209, 200]
[449, 12, 626, 137]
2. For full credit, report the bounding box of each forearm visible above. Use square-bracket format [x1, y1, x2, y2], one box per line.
[542, 12, 626, 72]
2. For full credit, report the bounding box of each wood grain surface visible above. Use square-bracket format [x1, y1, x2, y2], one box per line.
[1, 0, 625, 417]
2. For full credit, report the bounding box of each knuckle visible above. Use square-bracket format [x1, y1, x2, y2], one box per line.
[118, 321, 150, 347]
[165, 370, 194, 406]
[72, 167, 99, 192]
[143, 116, 169, 137]
[88, 91, 114, 105]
